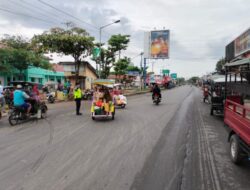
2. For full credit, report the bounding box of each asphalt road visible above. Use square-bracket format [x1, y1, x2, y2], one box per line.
[0, 86, 249, 190]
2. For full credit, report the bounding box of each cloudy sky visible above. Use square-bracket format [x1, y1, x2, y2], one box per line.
[0, 0, 250, 78]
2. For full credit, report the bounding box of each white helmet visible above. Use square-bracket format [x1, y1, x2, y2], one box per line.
[16, 84, 22, 89]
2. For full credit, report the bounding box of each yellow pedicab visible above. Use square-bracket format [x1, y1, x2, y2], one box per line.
[91, 79, 115, 120]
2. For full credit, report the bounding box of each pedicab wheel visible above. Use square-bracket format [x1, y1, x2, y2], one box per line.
[92, 113, 95, 120]
[9, 111, 19, 126]
[112, 113, 115, 120]
[210, 108, 214, 115]
[121, 104, 126, 108]
[230, 135, 244, 165]
[41, 107, 47, 119]
[0, 112, 2, 120]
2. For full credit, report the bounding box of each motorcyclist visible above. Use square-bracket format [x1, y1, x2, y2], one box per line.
[13, 85, 31, 115]
[152, 83, 162, 100]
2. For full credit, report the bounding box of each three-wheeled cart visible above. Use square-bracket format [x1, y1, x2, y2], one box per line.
[224, 58, 250, 164]
[91, 79, 115, 120]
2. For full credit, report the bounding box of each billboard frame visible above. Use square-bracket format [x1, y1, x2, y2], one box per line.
[234, 27, 250, 57]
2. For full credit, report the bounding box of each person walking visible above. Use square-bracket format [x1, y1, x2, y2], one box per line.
[74, 84, 82, 115]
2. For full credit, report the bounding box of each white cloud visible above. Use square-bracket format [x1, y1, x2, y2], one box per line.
[0, 0, 250, 77]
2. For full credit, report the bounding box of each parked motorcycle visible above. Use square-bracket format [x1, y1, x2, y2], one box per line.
[82, 89, 93, 100]
[153, 94, 161, 105]
[8, 100, 48, 126]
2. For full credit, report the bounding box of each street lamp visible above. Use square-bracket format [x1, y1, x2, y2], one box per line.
[97, 19, 120, 78]
[99, 19, 120, 45]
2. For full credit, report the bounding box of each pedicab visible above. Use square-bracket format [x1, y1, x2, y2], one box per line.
[91, 79, 115, 120]
[112, 83, 127, 108]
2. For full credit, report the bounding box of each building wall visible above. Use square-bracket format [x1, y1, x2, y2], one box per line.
[61, 64, 96, 89]
[26, 66, 65, 85]
[0, 66, 65, 86]
[84, 66, 97, 89]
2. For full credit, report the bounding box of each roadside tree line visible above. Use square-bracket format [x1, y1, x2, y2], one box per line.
[0, 25, 140, 83]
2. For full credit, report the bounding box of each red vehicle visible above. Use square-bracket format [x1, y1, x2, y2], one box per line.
[224, 58, 250, 164]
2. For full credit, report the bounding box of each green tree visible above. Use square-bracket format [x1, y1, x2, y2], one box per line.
[98, 48, 115, 79]
[216, 57, 226, 73]
[108, 34, 130, 59]
[32, 27, 94, 82]
[0, 48, 30, 80]
[29, 53, 52, 70]
[126, 65, 141, 73]
[114, 57, 130, 82]
[94, 34, 130, 79]
[0, 49, 13, 73]
[188, 76, 200, 84]
[1, 35, 52, 73]
[1, 35, 30, 50]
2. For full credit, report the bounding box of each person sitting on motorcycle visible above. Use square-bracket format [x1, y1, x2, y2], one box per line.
[152, 83, 162, 100]
[13, 85, 31, 115]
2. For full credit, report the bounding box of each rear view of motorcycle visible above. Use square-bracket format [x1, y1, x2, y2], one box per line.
[153, 94, 161, 105]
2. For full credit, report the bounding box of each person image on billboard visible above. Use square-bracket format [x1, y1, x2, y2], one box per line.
[150, 31, 169, 58]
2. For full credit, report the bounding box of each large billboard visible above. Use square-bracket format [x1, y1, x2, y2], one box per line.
[144, 30, 170, 59]
[235, 28, 250, 57]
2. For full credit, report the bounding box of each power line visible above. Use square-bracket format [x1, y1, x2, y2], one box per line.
[19, 0, 97, 35]
[0, 7, 56, 25]
[36, 0, 118, 39]
[20, 0, 68, 22]
[37, 0, 98, 30]
[6, 0, 61, 25]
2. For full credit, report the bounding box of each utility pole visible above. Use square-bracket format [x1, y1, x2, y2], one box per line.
[140, 52, 144, 90]
[98, 20, 120, 79]
[143, 58, 147, 89]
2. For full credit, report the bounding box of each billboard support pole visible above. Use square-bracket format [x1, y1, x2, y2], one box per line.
[143, 58, 147, 89]
[140, 52, 143, 91]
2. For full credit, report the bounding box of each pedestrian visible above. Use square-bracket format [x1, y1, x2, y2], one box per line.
[66, 80, 71, 94]
[74, 83, 82, 115]
[0, 81, 6, 113]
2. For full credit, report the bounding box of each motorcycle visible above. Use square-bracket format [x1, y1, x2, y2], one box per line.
[153, 93, 161, 105]
[47, 92, 55, 103]
[8, 100, 48, 126]
[82, 89, 93, 100]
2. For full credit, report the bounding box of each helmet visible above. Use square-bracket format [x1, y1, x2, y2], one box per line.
[16, 84, 22, 89]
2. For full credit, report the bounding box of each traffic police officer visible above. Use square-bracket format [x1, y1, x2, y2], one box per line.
[74, 83, 82, 115]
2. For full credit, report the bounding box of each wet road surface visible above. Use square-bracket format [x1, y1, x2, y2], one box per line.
[0, 86, 249, 190]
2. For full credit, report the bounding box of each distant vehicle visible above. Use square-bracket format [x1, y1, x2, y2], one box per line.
[208, 75, 226, 115]
[153, 93, 161, 105]
[112, 83, 127, 109]
[224, 59, 250, 164]
[43, 82, 57, 104]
